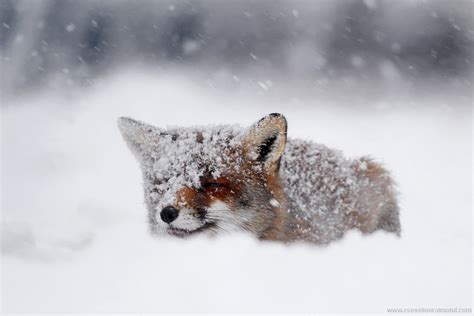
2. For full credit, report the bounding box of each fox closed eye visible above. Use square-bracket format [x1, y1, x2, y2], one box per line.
[202, 182, 225, 188]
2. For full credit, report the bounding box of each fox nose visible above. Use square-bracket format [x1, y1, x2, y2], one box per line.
[160, 206, 179, 224]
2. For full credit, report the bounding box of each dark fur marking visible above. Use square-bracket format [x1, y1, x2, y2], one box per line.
[196, 132, 204, 144]
[258, 135, 277, 162]
[269, 113, 282, 118]
[275, 158, 281, 172]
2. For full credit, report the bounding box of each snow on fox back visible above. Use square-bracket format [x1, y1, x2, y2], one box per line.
[281, 139, 358, 243]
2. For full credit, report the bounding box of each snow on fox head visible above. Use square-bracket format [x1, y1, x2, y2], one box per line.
[118, 114, 288, 238]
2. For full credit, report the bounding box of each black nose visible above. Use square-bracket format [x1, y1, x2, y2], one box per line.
[160, 206, 179, 223]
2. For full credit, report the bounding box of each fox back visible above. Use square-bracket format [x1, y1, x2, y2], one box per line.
[118, 113, 400, 244]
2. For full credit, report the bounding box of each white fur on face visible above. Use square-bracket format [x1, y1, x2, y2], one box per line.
[205, 200, 248, 233]
[153, 205, 202, 231]
[167, 209, 203, 231]
[152, 199, 251, 236]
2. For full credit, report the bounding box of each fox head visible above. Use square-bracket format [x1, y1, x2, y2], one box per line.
[118, 113, 288, 239]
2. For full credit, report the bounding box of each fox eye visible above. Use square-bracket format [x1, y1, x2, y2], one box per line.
[199, 177, 229, 191]
[202, 182, 225, 188]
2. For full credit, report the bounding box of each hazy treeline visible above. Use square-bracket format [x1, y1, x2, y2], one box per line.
[1, 0, 472, 94]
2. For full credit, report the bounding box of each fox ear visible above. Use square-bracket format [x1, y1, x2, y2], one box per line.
[244, 113, 287, 173]
[117, 117, 161, 161]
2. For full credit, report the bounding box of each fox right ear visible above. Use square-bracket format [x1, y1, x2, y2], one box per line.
[243, 113, 287, 173]
[117, 117, 161, 161]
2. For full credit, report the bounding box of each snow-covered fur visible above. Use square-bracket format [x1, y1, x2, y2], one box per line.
[118, 113, 400, 244]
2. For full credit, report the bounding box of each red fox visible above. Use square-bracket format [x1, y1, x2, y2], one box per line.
[118, 113, 400, 244]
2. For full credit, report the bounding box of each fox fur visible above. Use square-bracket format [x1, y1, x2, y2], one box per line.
[118, 113, 400, 245]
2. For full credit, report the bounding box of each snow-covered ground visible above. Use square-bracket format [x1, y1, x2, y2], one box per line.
[1, 71, 472, 313]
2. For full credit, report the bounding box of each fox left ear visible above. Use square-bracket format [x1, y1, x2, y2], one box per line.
[244, 113, 287, 173]
[117, 117, 162, 162]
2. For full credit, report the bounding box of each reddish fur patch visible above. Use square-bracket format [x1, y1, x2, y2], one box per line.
[364, 161, 387, 182]
[175, 187, 198, 208]
[258, 173, 289, 241]
[349, 158, 394, 233]
[352, 158, 387, 180]
[174, 177, 241, 211]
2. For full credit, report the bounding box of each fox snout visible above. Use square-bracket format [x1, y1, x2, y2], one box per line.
[150, 182, 240, 236]
[157, 187, 208, 224]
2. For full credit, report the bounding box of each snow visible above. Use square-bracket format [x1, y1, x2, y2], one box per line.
[364, 0, 377, 10]
[65, 23, 76, 32]
[182, 39, 201, 55]
[1, 71, 472, 313]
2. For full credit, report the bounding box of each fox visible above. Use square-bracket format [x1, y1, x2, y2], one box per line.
[118, 113, 400, 245]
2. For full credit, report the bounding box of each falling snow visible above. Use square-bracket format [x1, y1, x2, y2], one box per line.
[65, 23, 76, 32]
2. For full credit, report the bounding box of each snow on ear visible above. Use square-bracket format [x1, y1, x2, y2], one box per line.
[117, 117, 161, 161]
[244, 113, 287, 173]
